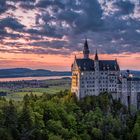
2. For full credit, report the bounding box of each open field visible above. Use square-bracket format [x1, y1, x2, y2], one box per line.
[0, 78, 71, 101]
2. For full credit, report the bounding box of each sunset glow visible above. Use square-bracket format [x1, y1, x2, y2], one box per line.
[0, 0, 140, 71]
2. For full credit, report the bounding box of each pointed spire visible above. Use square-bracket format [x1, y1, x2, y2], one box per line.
[83, 38, 90, 59]
[84, 37, 88, 47]
[95, 49, 99, 60]
[74, 55, 77, 60]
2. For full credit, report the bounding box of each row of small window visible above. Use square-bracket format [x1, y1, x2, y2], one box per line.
[100, 72, 108, 75]
[83, 89, 117, 92]
[81, 76, 117, 80]
[83, 72, 95, 75]
[100, 85, 116, 88]
[100, 88, 117, 92]
[81, 80, 116, 84]
[84, 89, 95, 94]
[109, 76, 117, 79]
[82, 81, 94, 84]
[81, 83, 111, 87]
[100, 86, 108, 88]
[81, 85, 117, 89]
[81, 81, 116, 86]
[100, 88, 107, 91]
[100, 76, 117, 79]
[109, 85, 117, 87]
[100, 72, 117, 75]
[99, 81, 116, 83]
[100, 77, 108, 80]
[109, 88, 117, 92]
[84, 89, 95, 92]
[81, 77, 95, 80]
[82, 83, 115, 87]
[99, 80, 108, 83]
[81, 85, 95, 88]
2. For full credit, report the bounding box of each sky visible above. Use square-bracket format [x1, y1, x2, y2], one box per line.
[0, 0, 140, 71]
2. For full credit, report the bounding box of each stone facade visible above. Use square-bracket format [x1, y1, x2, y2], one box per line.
[71, 40, 140, 110]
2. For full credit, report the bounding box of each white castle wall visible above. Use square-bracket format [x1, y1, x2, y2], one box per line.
[71, 40, 140, 110]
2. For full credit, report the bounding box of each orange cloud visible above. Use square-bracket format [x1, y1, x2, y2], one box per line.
[0, 52, 139, 71]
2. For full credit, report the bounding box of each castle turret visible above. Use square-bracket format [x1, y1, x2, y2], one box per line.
[94, 49, 99, 71]
[95, 49, 99, 61]
[83, 39, 90, 59]
[94, 49, 99, 95]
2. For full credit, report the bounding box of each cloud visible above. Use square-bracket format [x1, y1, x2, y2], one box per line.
[28, 40, 67, 49]
[114, 0, 135, 15]
[0, 0, 7, 14]
[10, 0, 36, 3]
[0, 17, 25, 30]
[19, 2, 35, 10]
[0, 0, 16, 14]
[26, 25, 63, 38]
[74, 0, 103, 33]
[34, 0, 103, 38]
[0, 0, 139, 56]
[0, 17, 25, 39]
[36, 0, 65, 9]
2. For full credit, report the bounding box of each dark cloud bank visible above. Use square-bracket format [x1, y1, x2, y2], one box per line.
[0, 0, 140, 55]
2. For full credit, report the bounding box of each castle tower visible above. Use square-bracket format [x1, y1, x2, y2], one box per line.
[94, 49, 99, 71]
[83, 39, 90, 59]
[95, 49, 99, 61]
[94, 49, 99, 95]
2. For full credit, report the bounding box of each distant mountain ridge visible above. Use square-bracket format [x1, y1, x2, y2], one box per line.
[0, 68, 139, 78]
[0, 68, 71, 78]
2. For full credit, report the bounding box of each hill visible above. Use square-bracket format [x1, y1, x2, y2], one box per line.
[0, 68, 139, 78]
[0, 68, 71, 78]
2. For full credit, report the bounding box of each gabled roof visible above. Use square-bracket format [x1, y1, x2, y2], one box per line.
[73, 59, 120, 71]
[99, 60, 120, 71]
[75, 58, 95, 71]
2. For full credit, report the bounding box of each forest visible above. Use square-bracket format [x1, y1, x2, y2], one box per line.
[0, 90, 140, 140]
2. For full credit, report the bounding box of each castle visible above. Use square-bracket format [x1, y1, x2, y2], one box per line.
[71, 39, 140, 110]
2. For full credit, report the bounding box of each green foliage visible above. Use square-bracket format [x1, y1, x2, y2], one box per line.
[0, 128, 13, 140]
[132, 115, 140, 140]
[0, 91, 139, 140]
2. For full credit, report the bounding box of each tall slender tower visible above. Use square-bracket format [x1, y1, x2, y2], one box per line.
[94, 49, 99, 71]
[95, 49, 99, 61]
[83, 39, 90, 59]
[94, 49, 99, 95]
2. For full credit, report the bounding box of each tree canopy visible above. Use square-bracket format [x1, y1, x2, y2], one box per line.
[0, 91, 139, 140]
